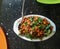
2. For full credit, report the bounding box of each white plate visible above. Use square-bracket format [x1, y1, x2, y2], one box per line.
[13, 15, 56, 42]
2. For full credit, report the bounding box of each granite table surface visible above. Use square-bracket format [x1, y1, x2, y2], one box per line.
[0, 0, 60, 49]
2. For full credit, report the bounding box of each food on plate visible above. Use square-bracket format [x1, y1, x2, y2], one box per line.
[18, 16, 53, 39]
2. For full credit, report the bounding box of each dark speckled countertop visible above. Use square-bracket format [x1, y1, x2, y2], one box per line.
[0, 0, 60, 49]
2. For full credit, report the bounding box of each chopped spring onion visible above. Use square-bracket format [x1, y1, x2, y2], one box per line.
[24, 22, 28, 26]
[39, 24, 46, 29]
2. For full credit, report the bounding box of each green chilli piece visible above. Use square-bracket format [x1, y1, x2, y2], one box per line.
[31, 21, 38, 27]
[25, 33, 33, 39]
[39, 24, 46, 29]
[44, 29, 51, 36]
[24, 22, 28, 26]
[45, 24, 51, 30]
[44, 24, 51, 32]
[32, 26, 35, 30]
[37, 17, 42, 23]
[30, 16, 34, 21]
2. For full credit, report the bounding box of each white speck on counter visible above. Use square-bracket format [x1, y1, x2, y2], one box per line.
[16, 14, 17, 15]
[9, 2, 11, 6]
[30, 11, 32, 13]
[6, 33, 9, 35]
[6, 18, 9, 21]
[32, 2, 34, 4]
[1, 22, 3, 25]
[8, 29, 11, 31]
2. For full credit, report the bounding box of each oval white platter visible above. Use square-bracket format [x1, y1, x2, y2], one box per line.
[13, 15, 56, 42]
